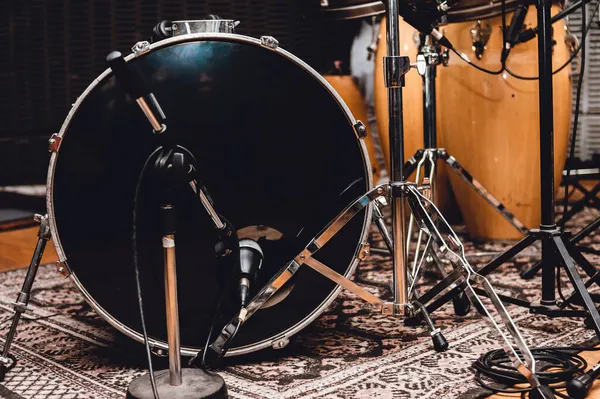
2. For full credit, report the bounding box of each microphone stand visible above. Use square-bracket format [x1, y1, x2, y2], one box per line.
[105, 51, 230, 399]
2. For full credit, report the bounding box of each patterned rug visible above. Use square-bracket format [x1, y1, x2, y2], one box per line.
[0, 208, 599, 399]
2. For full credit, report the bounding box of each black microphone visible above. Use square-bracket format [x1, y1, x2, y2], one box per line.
[567, 362, 600, 399]
[517, 0, 590, 44]
[501, 5, 528, 62]
[106, 51, 149, 100]
[238, 239, 263, 307]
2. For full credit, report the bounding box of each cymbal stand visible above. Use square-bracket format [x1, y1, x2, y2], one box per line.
[206, 1, 552, 395]
[0, 214, 50, 382]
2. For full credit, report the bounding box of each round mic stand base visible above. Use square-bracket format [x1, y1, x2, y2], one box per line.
[126, 368, 227, 399]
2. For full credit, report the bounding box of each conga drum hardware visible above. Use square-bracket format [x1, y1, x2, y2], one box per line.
[469, 20, 492, 59]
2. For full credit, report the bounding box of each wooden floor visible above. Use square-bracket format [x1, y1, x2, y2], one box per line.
[0, 226, 58, 272]
[1, 227, 600, 397]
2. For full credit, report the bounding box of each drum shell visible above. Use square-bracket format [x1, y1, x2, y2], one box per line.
[374, 19, 458, 217]
[45, 33, 373, 356]
[437, 6, 572, 240]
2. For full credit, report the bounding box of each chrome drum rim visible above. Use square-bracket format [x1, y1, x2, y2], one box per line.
[46, 33, 373, 356]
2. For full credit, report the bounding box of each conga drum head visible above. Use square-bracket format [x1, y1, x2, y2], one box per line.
[47, 34, 373, 356]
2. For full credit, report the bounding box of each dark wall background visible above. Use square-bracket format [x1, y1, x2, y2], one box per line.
[0, 0, 360, 185]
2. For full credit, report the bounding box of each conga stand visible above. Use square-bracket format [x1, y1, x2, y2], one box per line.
[414, 0, 600, 339]
[403, 36, 529, 242]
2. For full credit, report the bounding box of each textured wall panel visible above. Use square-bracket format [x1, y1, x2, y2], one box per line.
[568, 2, 600, 161]
[0, 0, 358, 138]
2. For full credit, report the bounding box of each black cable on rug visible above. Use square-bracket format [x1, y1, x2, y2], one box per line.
[474, 345, 600, 398]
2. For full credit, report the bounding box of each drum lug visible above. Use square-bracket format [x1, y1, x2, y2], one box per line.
[56, 261, 70, 278]
[132, 40, 151, 56]
[151, 347, 169, 357]
[48, 134, 61, 153]
[271, 336, 289, 350]
[353, 121, 367, 138]
[260, 36, 279, 50]
[470, 20, 491, 60]
[358, 241, 371, 260]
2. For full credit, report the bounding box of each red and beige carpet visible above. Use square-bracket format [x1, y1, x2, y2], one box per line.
[0, 208, 598, 398]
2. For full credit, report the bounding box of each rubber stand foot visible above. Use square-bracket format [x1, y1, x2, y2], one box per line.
[126, 368, 228, 399]
[452, 291, 471, 316]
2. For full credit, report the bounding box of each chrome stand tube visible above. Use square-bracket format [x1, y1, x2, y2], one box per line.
[163, 233, 182, 386]
[385, 0, 409, 315]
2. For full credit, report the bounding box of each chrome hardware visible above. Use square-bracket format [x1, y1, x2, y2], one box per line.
[48, 134, 61, 152]
[171, 20, 239, 36]
[358, 242, 371, 260]
[381, 302, 394, 315]
[420, 177, 432, 201]
[132, 41, 151, 56]
[367, 17, 380, 61]
[271, 336, 290, 349]
[56, 261, 70, 278]
[354, 121, 367, 138]
[375, 195, 388, 207]
[152, 347, 169, 357]
[413, 31, 421, 49]
[470, 20, 492, 59]
[564, 25, 581, 76]
[260, 36, 279, 49]
[414, 54, 427, 76]
[442, 49, 449, 66]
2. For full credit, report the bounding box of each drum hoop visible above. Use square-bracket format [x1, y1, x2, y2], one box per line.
[45, 33, 374, 356]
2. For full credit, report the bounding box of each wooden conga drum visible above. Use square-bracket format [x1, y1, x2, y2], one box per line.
[438, 5, 572, 240]
[324, 74, 382, 184]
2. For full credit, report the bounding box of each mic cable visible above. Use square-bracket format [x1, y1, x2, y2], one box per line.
[501, 5, 528, 63]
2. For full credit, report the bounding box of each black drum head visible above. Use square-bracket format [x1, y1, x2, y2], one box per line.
[50, 36, 370, 354]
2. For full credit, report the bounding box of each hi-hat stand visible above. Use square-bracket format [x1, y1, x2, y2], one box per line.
[404, 36, 529, 242]
[206, 1, 553, 396]
[408, 0, 600, 345]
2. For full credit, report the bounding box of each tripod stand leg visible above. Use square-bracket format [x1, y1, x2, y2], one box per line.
[442, 153, 529, 235]
[0, 214, 51, 381]
[553, 235, 600, 337]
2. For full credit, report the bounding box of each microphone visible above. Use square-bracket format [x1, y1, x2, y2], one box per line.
[237, 239, 263, 307]
[501, 5, 528, 62]
[517, 0, 590, 44]
[567, 362, 600, 399]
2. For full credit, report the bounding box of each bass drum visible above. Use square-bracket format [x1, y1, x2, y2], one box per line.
[438, 5, 572, 240]
[46, 34, 373, 356]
